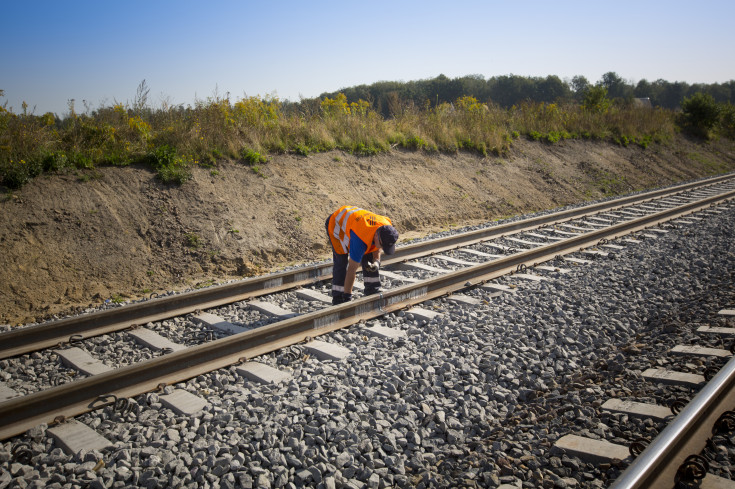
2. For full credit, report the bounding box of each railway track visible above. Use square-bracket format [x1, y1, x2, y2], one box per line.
[1, 174, 735, 488]
[2, 173, 734, 361]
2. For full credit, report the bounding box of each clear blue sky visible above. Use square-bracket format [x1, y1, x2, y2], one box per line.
[2, 0, 733, 116]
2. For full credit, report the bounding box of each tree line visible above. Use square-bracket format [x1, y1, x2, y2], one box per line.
[317, 72, 735, 117]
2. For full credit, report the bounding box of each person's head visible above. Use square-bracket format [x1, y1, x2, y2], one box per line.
[376, 225, 399, 255]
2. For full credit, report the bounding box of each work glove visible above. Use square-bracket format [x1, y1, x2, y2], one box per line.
[364, 260, 380, 273]
[342, 293, 353, 302]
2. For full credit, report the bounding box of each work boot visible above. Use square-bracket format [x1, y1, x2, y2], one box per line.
[364, 287, 380, 296]
[332, 292, 353, 305]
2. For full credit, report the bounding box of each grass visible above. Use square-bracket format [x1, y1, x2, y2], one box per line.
[593, 170, 628, 196]
[195, 279, 216, 289]
[687, 151, 730, 174]
[1, 90, 729, 189]
[185, 233, 201, 249]
[250, 165, 267, 178]
[530, 158, 553, 180]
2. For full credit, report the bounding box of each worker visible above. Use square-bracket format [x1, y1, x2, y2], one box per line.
[325, 205, 399, 305]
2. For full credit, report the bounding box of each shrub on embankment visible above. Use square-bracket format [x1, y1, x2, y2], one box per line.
[1, 84, 733, 189]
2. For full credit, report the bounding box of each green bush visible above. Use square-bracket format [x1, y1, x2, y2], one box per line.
[457, 138, 488, 156]
[720, 103, 735, 138]
[240, 148, 268, 165]
[546, 131, 572, 144]
[635, 135, 652, 149]
[0, 158, 42, 188]
[150, 145, 191, 184]
[157, 163, 191, 184]
[402, 136, 427, 150]
[614, 135, 630, 147]
[293, 144, 310, 156]
[582, 86, 611, 114]
[681, 92, 720, 138]
[41, 152, 70, 172]
[68, 151, 94, 169]
[350, 142, 382, 156]
[151, 145, 177, 167]
[101, 150, 132, 167]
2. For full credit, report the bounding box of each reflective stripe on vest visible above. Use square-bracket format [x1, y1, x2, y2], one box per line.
[332, 206, 362, 252]
[328, 205, 391, 255]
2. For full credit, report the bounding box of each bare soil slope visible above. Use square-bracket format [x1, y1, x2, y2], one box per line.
[1, 138, 734, 324]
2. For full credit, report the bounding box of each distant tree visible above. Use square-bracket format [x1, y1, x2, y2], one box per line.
[655, 80, 689, 109]
[457, 74, 490, 101]
[384, 91, 401, 117]
[370, 81, 406, 117]
[704, 83, 732, 104]
[537, 75, 571, 103]
[600, 71, 633, 100]
[570, 76, 591, 99]
[428, 74, 454, 106]
[314, 71, 734, 115]
[634, 79, 652, 98]
[725, 81, 735, 103]
[488, 75, 536, 107]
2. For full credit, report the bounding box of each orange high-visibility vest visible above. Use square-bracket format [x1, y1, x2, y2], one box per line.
[328, 205, 392, 256]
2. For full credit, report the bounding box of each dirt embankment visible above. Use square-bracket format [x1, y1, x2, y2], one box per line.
[1, 137, 734, 325]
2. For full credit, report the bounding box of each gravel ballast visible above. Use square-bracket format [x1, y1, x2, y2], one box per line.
[1, 200, 734, 489]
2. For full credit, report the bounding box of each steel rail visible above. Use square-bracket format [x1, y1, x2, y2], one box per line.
[608, 354, 735, 489]
[1, 174, 733, 360]
[1, 188, 733, 441]
[382, 174, 735, 265]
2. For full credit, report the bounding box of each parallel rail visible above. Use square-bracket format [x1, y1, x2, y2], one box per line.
[1, 173, 734, 360]
[1, 184, 733, 441]
[609, 354, 735, 489]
